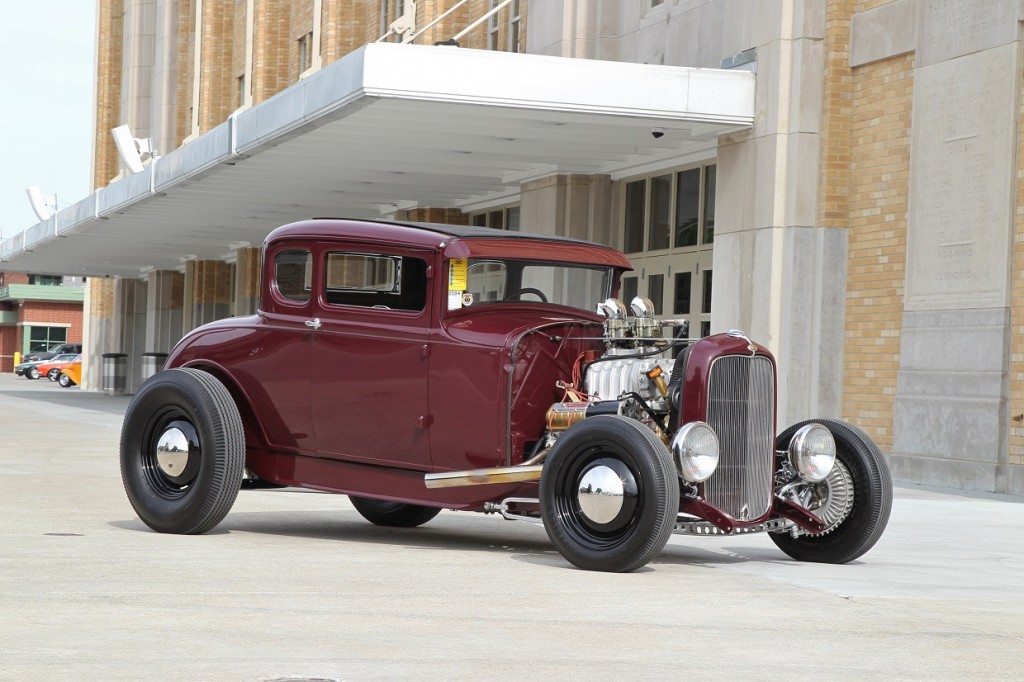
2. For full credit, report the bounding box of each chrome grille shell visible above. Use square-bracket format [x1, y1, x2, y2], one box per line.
[702, 354, 775, 521]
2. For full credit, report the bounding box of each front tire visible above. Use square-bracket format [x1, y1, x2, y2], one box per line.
[540, 416, 679, 572]
[770, 419, 892, 564]
[58, 373, 75, 388]
[26, 368, 39, 380]
[349, 496, 441, 527]
[120, 368, 245, 534]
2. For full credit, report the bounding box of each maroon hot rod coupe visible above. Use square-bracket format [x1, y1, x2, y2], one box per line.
[120, 219, 892, 572]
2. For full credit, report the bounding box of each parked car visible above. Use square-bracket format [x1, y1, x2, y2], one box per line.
[58, 360, 82, 388]
[24, 343, 82, 363]
[18, 353, 81, 380]
[120, 219, 892, 572]
[36, 354, 82, 381]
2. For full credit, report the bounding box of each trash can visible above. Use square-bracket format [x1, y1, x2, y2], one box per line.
[141, 352, 168, 381]
[101, 352, 128, 396]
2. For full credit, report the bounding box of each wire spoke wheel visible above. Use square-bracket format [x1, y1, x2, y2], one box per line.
[771, 419, 893, 564]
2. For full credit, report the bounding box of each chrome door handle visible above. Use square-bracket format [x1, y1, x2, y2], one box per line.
[305, 318, 322, 330]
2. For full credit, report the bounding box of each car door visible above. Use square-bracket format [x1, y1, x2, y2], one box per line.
[237, 244, 317, 454]
[309, 245, 432, 469]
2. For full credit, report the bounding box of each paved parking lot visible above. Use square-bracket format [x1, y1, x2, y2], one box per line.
[1, 372, 1022, 680]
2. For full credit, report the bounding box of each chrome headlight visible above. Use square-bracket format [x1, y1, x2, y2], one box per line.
[671, 421, 720, 483]
[788, 424, 836, 482]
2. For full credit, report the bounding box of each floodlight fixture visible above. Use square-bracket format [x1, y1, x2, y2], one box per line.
[26, 185, 57, 221]
[112, 124, 156, 174]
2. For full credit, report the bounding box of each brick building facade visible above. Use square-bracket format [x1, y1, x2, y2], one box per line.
[0, 271, 85, 372]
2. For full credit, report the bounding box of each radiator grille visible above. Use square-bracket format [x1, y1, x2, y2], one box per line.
[703, 355, 775, 521]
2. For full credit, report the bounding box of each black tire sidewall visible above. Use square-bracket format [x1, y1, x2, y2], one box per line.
[120, 370, 242, 534]
[772, 419, 892, 563]
[348, 496, 442, 527]
[540, 415, 678, 572]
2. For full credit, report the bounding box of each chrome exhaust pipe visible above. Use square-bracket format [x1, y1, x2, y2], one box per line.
[424, 465, 543, 489]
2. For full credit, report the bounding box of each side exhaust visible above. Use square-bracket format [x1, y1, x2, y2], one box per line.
[424, 465, 543, 489]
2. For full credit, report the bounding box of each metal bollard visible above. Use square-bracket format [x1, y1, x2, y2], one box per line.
[101, 353, 128, 396]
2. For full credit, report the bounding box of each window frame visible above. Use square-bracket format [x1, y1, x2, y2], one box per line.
[320, 249, 430, 315]
[469, 203, 521, 231]
[622, 163, 716, 255]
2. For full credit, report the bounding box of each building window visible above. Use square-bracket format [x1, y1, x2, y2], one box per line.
[27, 326, 68, 353]
[470, 205, 521, 231]
[648, 173, 672, 251]
[623, 165, 715, 254]
[236, 75, 246, 108]
[703, 165, 717, 244]
[487, 0, 500, 50]
[619, 163, 717, 336]
[380, 0, 390, 37]
[508, 0, 522, 52]
[621, 275, 638, 304]
[624, 180, 645, 253]
[298, 33, 312, 74]
[28, 274, 63, 286]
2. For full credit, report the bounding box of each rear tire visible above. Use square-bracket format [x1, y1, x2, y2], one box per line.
[770, 419, 892, 564]
[349, 496, 441, 528]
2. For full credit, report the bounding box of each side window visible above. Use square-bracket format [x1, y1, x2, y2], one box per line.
[275, 249, 312, 302]
[324, 252, 427, 311]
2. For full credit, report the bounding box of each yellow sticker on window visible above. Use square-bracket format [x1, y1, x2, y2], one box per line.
[448, 258, 468, 290]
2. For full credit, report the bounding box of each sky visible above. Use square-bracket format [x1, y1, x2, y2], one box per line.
[0, 2, 97, 241]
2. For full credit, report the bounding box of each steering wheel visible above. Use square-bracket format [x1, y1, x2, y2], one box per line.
[503, 287, 548, 303]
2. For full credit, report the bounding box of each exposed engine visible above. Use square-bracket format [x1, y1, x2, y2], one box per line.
[545, 296, 689, 440]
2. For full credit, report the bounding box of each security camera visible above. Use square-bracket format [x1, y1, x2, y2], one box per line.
[651, 128, 665, 139]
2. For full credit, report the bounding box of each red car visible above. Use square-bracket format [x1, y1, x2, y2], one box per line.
[120, 219, 892, 572]
[37, 354, 82, 381]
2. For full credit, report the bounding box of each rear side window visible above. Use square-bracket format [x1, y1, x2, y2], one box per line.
[324, 252, 427, 311]
[275, 249, 312, 302]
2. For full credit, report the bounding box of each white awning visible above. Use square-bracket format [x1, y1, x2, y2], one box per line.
[0, 42, 754, 278]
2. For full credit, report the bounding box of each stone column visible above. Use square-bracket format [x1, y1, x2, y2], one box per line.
[150, 0, 180, 156]
[116, 278, 149, 394]
[82, 278, 118, 391]
[234, 247, 261, 316]
[519, 173, 612, 245]
[712, 4, 846, 427]
[190, 260, 233, 329]
[891, 3, 1020, 493]
[145, 270, 184, 352]
[120, 0, 156, 141]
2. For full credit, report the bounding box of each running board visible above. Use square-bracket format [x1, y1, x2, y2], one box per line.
[424, 465, 543, 488]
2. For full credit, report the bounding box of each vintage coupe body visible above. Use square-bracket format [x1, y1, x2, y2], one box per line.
[121, 218, 892, 572]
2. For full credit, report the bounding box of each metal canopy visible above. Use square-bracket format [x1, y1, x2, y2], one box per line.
[0, 42, 754, 278]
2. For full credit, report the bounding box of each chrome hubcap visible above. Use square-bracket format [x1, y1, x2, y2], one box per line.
[577, 465, 626, 524]
[156, 427, 192, 480]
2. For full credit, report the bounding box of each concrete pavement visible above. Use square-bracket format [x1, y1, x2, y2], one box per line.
[1, 372, 1022, 681]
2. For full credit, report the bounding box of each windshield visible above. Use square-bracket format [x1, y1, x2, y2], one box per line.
[448, 258, 612, 314]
